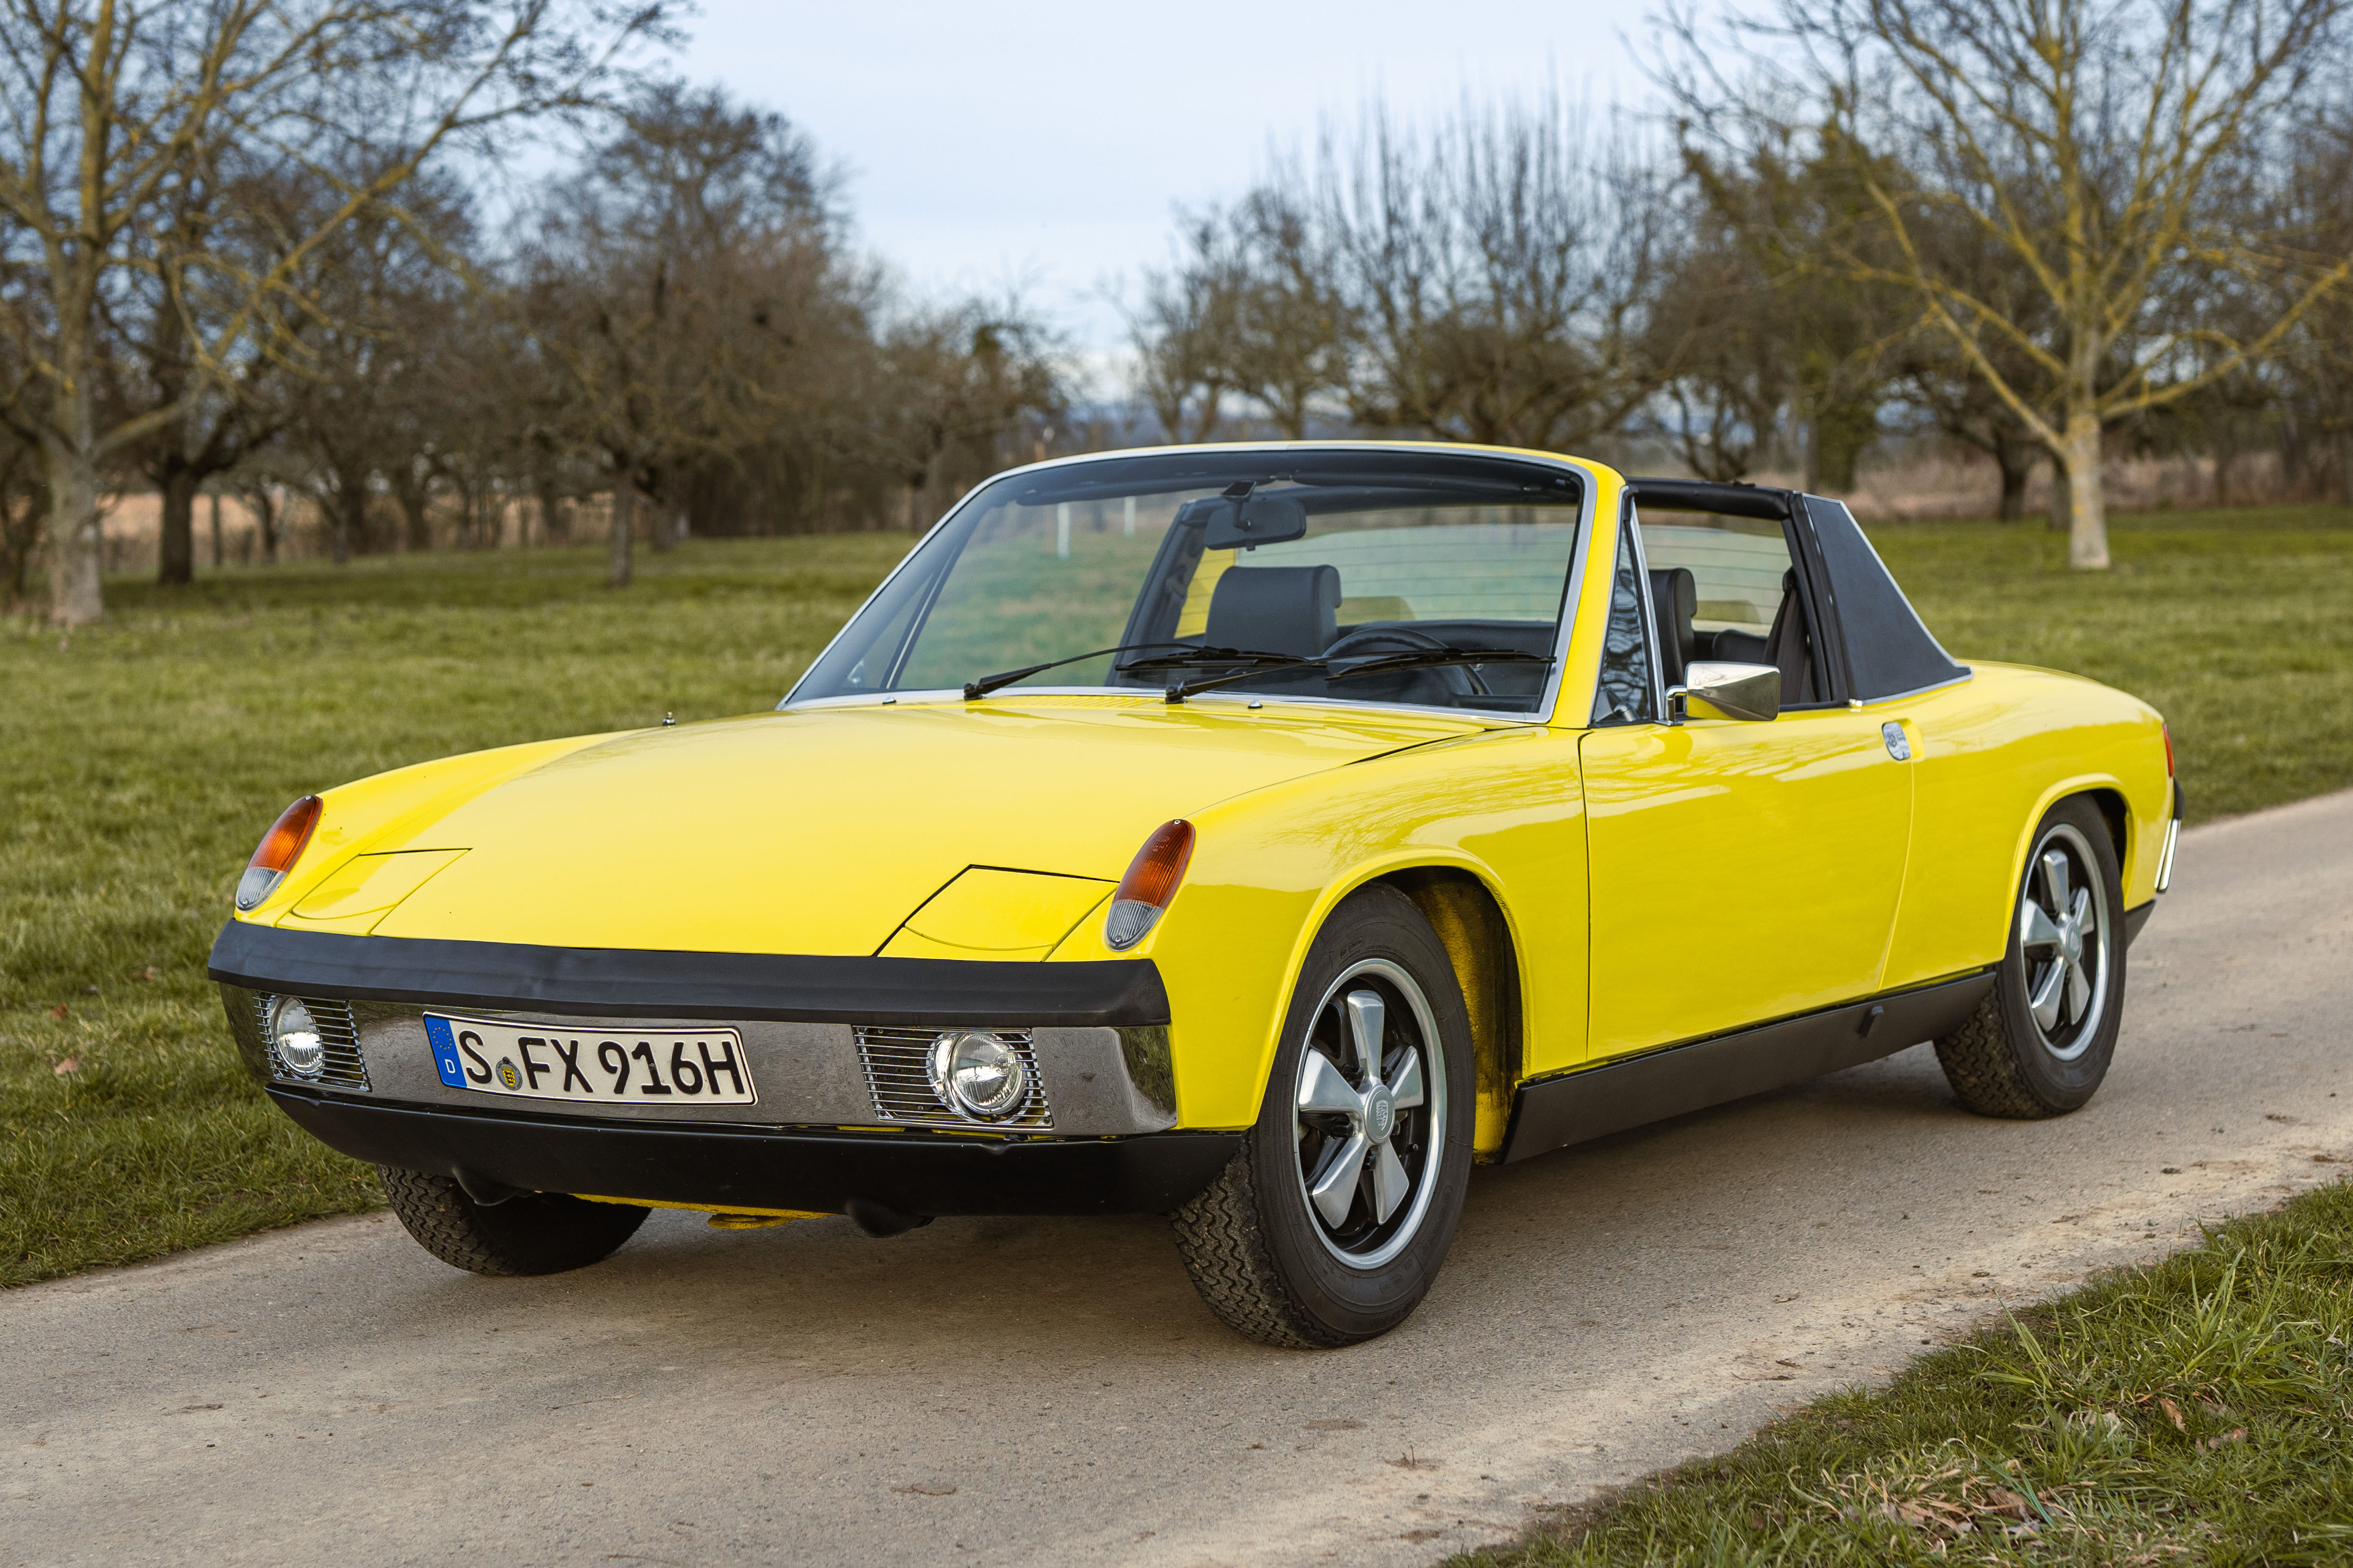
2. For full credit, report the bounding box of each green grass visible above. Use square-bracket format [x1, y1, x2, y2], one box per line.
[1, 504, 2348, 1288]
[1460, 1179, 2353, 1566]
[1, 535, 911, 1286]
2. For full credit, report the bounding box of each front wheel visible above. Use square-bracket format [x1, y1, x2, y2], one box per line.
[1935, 797, 2126, 1118]
[1170, 884, 1475, 1347]
[379, 1167, 648, 1276]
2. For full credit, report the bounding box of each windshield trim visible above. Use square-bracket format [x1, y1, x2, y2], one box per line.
[778, 441, 1606, 724]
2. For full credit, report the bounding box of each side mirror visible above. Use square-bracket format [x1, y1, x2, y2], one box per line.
[1672, 661, 1781, 723]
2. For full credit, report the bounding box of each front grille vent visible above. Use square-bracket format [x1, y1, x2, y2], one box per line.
[854, 1026, 1051, 1129]
[251, 994, 370, 1091]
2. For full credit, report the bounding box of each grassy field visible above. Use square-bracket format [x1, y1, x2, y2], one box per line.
[1, 535, 911, 1286]
[1463, 1180, 2353, 1566]
[2, 504, 2349, 1288]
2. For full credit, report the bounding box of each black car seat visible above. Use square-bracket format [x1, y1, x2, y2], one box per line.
[1709, 568, 1815, 704]
[1647, 567, 1697, 689]
[1205, 564, 1342, 659]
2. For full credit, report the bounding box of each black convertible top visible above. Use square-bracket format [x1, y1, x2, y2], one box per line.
[1629, 479, 1969, 704]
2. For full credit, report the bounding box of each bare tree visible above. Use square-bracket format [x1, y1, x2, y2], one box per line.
[1696, 0, 2353, 565]
[1129, 216, 1238, 443]
[0, 0, 664, 625]
[523, 82, 848, 586]
[1326, 97, 1683, 448]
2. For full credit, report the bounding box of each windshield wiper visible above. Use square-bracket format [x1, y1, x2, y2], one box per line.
[1115, 646, 1321, 673]
[962, 643, 1194, 701]
[1163, 648, 1553, 703]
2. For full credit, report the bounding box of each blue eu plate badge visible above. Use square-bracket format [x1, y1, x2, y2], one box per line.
[423, 1015, 467, 1087]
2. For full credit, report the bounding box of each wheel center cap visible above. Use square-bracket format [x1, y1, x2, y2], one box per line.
[1366, 1088, 1396, 1142]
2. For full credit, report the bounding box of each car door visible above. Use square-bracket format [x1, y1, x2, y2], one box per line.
[1578, 503, 1914, 1062]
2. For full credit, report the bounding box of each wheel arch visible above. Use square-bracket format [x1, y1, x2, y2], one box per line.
[2010, 777, 2135, 910]
[1374, 866, 1525, 1163]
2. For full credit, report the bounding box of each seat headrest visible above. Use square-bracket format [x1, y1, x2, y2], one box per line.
[1205, 564, 1342, 659]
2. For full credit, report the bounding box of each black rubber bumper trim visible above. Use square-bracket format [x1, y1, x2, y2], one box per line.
[2123, 899, 2157, 949]
[269, 1089, 1239, 1216]
[209, 920, 1169, 1027]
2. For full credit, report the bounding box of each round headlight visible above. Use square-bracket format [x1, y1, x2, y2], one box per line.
[926, 1030, 1028, 1120]
[267, 996, 326, 1079]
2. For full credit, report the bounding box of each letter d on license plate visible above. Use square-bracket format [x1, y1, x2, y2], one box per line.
[423, 1015, 757, 1106]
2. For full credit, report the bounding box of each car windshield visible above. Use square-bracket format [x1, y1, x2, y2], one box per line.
[791, 449, 1589, 715]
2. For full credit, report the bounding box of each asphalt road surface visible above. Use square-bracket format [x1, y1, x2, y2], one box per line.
[9, 790, 2352, 1567]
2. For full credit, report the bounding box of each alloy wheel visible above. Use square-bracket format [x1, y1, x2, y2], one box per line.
[2017, 822, 2111, 1061]
[1291, 958, 1447, 1269]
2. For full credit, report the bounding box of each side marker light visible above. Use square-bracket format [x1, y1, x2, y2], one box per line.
[237, 795, 321, 911]
[1105, 819, 1194, 951]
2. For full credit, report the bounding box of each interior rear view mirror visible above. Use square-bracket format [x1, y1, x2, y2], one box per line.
[1196, 493, 1308, 551]
[1672, 661, 1781, 723]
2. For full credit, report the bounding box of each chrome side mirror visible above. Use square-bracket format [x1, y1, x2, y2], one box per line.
[1670, 661, 1781, 723]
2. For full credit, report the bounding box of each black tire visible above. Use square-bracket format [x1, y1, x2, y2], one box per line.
[1169, 883, 1475, 1347]
[1935, 797, 2126, 1118]
[378, 1166, 648, 1276]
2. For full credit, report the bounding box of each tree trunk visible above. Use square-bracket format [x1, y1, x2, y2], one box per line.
[396, 484, 432, 551]
[43, 440, 105, 627]
[333, 485, 364, 565]
[1995, 447, 2034, 520]
[609, 480, 636, 589]
[2046, 461, 2070, 533]
[157, 467, 199, 585]
[254, 487, 279, 564]
[2061, 413, 2110, 569]
[209, 491, 223, 570]
[648, 483, 676, 554]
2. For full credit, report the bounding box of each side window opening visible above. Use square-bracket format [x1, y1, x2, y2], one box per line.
[1590, 513, 1655, 726]
[1636, 510, 1824, 708]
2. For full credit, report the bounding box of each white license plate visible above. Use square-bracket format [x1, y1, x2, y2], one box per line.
[424, 1015, 757, 1106]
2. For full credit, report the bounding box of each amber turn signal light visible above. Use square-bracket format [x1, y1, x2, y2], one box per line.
[1104, 819, 1194, 951]
[236, 795, 322, 911]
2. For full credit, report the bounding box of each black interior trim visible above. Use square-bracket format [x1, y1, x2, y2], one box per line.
[1625, 478, 1792, 522]
[1499, 971, 1997, 1162]
[209, 920, 1171, 1027]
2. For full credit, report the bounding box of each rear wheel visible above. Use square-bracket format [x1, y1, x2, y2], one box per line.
[1170, 884, 1474, 1347]
[378, 1167, 648, 1276]
[1935, 797, 2125, 1118]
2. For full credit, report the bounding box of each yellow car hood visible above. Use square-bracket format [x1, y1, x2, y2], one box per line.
[354, 697, 1485, 956]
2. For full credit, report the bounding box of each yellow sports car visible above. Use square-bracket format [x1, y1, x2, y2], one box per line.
[211, 445, 2177, 1347]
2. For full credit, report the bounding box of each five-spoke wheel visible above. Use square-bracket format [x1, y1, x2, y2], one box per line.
[1292, 962, 1446, 1269]
[1936, 798, 2127, 1118]
[2018, 823, 2110, 1056]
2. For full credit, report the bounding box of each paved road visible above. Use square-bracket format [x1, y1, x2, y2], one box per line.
[8, 791, 2352, 1567]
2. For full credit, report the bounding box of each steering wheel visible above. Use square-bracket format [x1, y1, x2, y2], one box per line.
[1319, 625, 1486, 698]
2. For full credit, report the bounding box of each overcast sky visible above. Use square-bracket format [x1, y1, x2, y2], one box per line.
[673, 1, 1659, 366]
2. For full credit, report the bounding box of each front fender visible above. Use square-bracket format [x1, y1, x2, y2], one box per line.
[1053, 722, 1584, 1131]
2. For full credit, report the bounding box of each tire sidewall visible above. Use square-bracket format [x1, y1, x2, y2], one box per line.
[1996, 799, 2127, 1110]
[1242, 884, 1476, 1341]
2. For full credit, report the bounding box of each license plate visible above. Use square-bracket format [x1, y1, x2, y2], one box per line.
[423, 1015, 757, 1106]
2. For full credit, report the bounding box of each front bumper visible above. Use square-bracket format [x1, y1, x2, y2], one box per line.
[213, 921, 1218, 1217]
[268, 1088, 1240, 1216]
